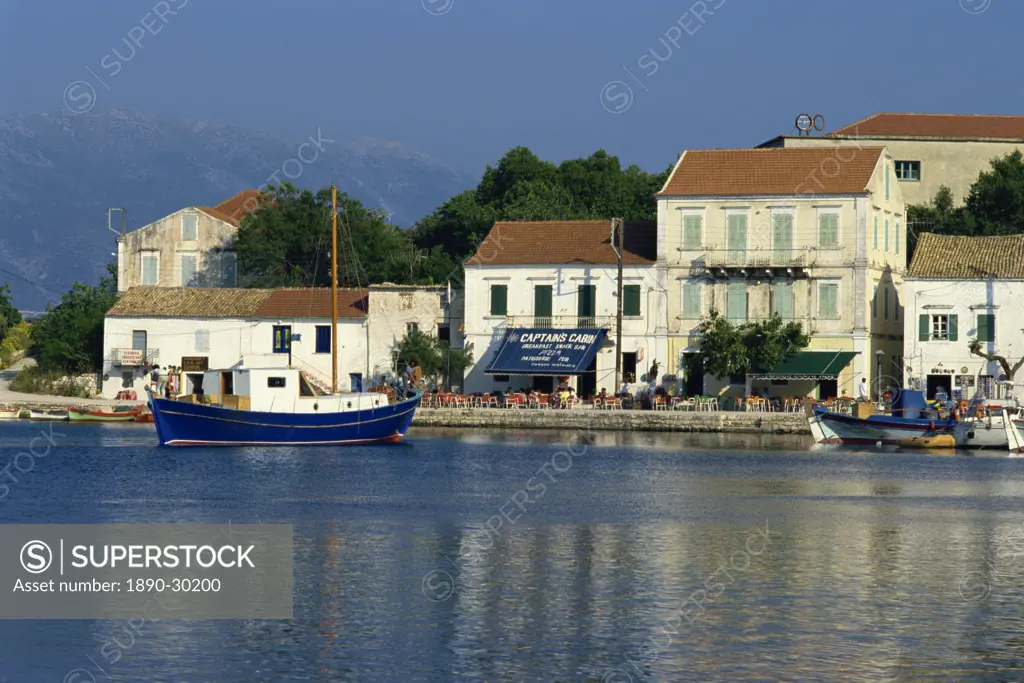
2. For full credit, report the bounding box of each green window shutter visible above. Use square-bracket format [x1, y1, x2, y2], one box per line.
[919, 314, 929, 341]
[819, 214, 838, 247]
[978, 314, 995, 342]
[772, 283, 793, 319]
[683, 215, 702, 249]
[682, 284, 701, 318]
[883, 287, 889, 320]
[577, 285, 596, 318]
[772, 213, 793, 251]
[623, 285, 641, 316]
[820, 284, 838, 317]
[873, 216, 878, 248]
[872, 285, 877, 318]
[885, 164, 890, 200]
[727, 282, 746, 323]
[884, 220, 889, 252]
[534, 285, 552, 318]
[727, 214, 747, 254]
[896, 221, 900, 254]
[949, 314, 959, 342]
[490, 285, 507, 316]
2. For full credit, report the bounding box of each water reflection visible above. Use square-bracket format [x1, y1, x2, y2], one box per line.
[2, 425, 1024, 680]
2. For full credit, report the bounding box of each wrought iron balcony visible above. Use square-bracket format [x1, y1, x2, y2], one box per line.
[701, 248, 811, 269]
[503, 315, 616, 329]
[111, 348, 159, 366]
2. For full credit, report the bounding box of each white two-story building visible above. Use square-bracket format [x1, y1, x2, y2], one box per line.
[903, 233, 1024, 400]
[461, 220, 663, 396]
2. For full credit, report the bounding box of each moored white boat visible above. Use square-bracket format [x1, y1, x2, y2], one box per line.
[29, 410, 68, 421]
[0, 407, 20, 420]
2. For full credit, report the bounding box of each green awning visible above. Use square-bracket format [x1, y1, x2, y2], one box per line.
[748, 351, 858, 380]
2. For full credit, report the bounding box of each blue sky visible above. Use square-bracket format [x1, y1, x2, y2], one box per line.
[0, 0, 1019, 175]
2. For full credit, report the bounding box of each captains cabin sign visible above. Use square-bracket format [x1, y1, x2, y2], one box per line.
[485, 328, 608, 376]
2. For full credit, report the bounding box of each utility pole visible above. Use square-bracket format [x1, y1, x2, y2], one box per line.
[612, 218, 624, 389]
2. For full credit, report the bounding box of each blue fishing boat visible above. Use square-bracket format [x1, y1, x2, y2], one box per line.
[808, 389, 1013, 449]
[146, 367, 420, 447]
[146, 183, 421, 448]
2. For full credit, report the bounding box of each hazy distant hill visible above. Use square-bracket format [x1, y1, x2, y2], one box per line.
[0, 109, 471, 310]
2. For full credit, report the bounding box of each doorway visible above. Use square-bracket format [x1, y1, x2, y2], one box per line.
[350, 373, 363, 392]
[817, 378, 838, 400]
[533, 376, 554, 393]
[187, 373, 204, 395]
[621, 352, 637, 383]
[683, 353, 704, 396]
[220, 371, 234, 397]
[926, 374, 952, 400]
[578, 358, 597, 399]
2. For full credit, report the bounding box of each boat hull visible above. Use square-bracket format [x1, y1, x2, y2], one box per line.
[29, 411, 68, 421]
[147, 392, 421, 447]
[0, 409, 20, 420]
[811, 407, 1014, 449]
[68, 409, 141, 422]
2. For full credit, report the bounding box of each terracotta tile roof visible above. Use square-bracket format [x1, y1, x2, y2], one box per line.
[657, 148, 884, 197]
[908, 233, 1024, 278]
[195, 190, 265, 227]
[255, 288, 368, 319]
[829, 113, 1024, 140]
[107, 287, 273, 318]
[107, 287, 368, 318]
[215, 190, 265, 222]
[466, 220, 657, 266]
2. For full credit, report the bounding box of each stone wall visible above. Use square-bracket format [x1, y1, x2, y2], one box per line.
[412, 408, 809, 434]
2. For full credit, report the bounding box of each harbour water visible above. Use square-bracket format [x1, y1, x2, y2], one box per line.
[3, 422, 1024, 681]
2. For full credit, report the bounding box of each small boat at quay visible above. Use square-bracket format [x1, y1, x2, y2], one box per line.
[0, 407, 20, 420]
[808, 389, 1019, 449]
[68, 406, 144, 422]
[28, 410, 68, 421]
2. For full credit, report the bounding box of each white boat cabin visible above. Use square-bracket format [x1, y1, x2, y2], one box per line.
[194, 366, 388, 413]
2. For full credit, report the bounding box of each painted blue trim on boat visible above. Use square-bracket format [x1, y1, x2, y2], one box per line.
[147, 390, 421, 447]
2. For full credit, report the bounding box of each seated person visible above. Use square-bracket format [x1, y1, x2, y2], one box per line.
[597, 388, 608, 404]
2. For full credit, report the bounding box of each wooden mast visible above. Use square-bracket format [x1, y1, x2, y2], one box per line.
[331, 185, 338, 394]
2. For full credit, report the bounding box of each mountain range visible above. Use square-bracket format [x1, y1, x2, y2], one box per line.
[0, 109, 472, 311]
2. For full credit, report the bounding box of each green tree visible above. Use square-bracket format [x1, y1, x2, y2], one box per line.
[695, 310, 751, 379]
[695, 310, 809, 380]
[395, 329, 473, 390]
[0, 283, 22, 340]
[31, 263, 117, 373]
[235, 183, 421, 287]
[964, 150, 1024, 235]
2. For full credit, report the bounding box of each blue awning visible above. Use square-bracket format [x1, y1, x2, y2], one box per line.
[485, 328, 607, 376]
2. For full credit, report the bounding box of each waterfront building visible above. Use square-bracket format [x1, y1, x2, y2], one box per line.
[656, 147, 906, 399]
[460, 220, 663, 396]
[116, 190, 262, 292]
[759, 112, 1024, 206]
[101, 284, 462, 398]
[903, 233, 1024, 401]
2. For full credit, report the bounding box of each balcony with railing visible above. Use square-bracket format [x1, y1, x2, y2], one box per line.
[691, 246, 852, 276]
[110, 348, 159, 366]
[503, 315, 616, 329]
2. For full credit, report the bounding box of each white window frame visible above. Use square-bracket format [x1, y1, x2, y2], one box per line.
[815, 207, 841, 248]
[218, 251, 238, 286]
[194, 329, 210, 352]
[817, 280, 840, 319]
[140, 250, 160, 286]
[679, 207, 705, 250]
[895, 161, 921, 181]
[931, 314, 949, 340]
[181, 212, 199, 241]
[179, 251, 199, 287]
